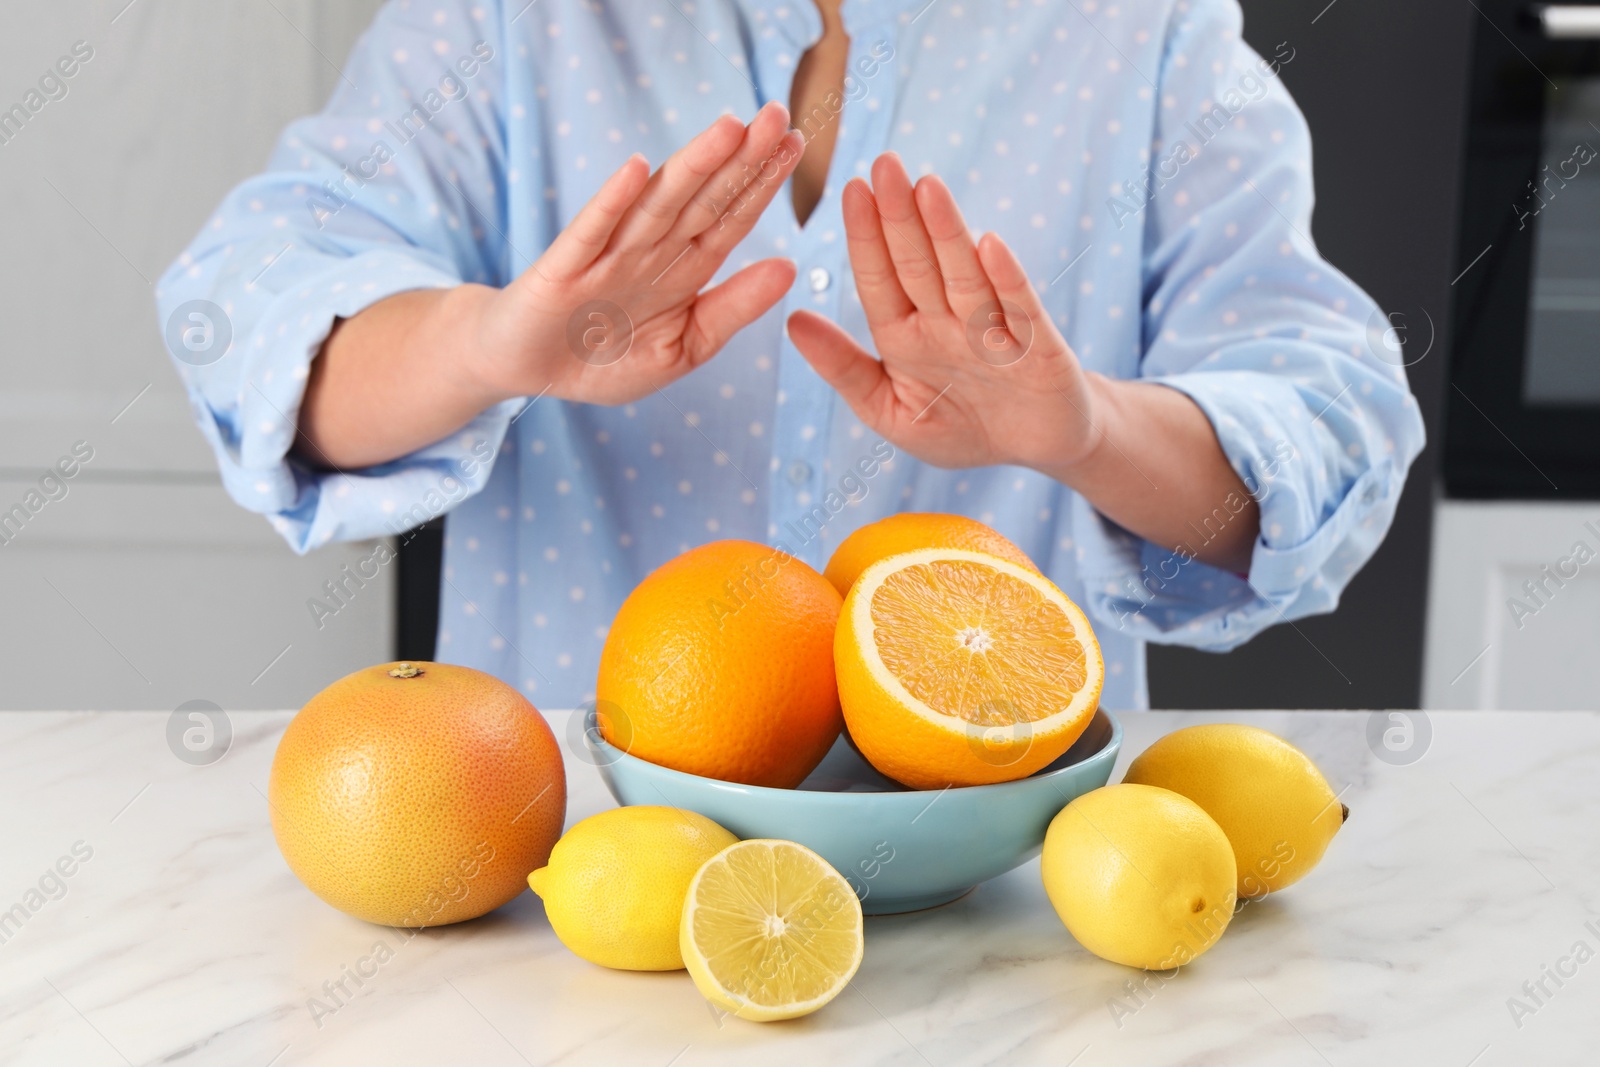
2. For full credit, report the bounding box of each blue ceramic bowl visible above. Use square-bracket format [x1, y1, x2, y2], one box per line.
[587, 708, 1121, 914]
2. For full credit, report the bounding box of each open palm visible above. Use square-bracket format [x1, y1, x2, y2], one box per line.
[786, 153, 1102, 472]
[470, 102, 805, 407]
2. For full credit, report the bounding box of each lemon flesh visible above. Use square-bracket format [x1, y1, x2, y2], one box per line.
[527, 806, 737, 971]
[680, 839, 864, 1021]
[1042, 784, 1237, 970]
[1123, 724, 1345, 898]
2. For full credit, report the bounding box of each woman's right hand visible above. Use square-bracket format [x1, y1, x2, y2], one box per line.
[464, 101, 805, 407]
[297, 104, 803, 470]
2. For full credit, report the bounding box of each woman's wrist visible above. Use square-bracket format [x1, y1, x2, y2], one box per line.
[1018, 371, 1121, 489]
[297, 284, 514, 470]
[439, 282, 524, 410]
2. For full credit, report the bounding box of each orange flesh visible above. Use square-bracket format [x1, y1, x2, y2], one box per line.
[870, 560, 1088, 726]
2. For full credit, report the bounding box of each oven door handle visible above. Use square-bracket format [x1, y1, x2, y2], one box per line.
[1533, 3, 1600, 37]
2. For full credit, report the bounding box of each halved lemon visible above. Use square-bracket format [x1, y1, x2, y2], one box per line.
[680, 839, 864, 1022]
[835, 548, 1104, 789]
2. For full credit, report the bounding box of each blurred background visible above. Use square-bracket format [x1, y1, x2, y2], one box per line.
[2, 0, 1595, 711]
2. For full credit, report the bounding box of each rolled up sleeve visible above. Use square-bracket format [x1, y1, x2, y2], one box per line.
[1075, 0, 1426, 649]
[155, 0, 522, 553]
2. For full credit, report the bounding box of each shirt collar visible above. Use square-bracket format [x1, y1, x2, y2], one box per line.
[732, 0, 926, 46]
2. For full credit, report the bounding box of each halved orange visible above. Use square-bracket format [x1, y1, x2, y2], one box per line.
[835, 548, 1103, 789]
[823, 512, 1038, 598]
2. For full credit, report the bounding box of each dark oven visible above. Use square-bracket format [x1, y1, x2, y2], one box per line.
[1446, 2, 1600, 497]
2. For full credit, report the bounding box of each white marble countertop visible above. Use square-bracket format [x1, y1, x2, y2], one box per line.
[2, 709, 1596, 1066]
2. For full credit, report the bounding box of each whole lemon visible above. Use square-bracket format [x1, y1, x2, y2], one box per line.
[596, 540, 843, 788]
[268, 661, 566, 927]
[1122, 724, 1346, 899]
[1042, 784, 1236, 970]
[823, 512, 1038, 598]
[528, 806, 737, 971]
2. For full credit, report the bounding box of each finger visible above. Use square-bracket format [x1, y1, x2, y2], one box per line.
[672, 104, 797, 245]
[841, 178, 914, 329]
[977, 231, 1055, 350]
[689, 129, 806, 259]
[915, 175, 998, 323]
[641, 128, 803, 304]
[786, 309, 898, 429]
[681, 257, 799, 368]
[609, 113, 748, 249]
[869, 152, 950, 316]
[536, 153, 651, 280]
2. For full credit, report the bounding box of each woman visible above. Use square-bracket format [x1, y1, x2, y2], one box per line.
[157, 0, 1424, 709]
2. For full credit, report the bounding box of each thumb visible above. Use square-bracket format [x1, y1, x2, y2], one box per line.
[786, 310, 896, 428]
[682, 257, 797, 367]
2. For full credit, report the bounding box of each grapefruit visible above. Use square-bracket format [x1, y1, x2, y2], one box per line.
[268, 661, 566, 926]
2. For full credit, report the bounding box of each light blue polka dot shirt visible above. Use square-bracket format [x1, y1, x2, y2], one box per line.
[156, 0, 1425, 711]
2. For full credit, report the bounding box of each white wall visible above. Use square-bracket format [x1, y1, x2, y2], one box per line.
[0, 0, 392, 710]
[1423, 501, 1600, 710]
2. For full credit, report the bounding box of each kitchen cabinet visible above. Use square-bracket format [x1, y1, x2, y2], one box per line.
[1423, 501, 1600, 709]
[0, 0, 390, 709]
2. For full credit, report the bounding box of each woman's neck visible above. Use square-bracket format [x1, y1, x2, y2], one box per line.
[789, 0, 850, 224]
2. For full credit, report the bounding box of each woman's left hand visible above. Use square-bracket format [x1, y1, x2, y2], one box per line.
[786, 152, 1108, 476]
[789, 152, 1260, 573]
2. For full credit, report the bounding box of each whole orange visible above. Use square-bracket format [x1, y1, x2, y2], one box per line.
[268, 661, 566, 927]
[596, 540, 843, 788]
[823, 513, 1039, 597]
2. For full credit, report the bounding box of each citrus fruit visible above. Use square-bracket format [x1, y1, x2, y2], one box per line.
[1122, 724, 1347, 898]
[596, 539, 843, 788]
[268, 661, 565, 927]
[680, 839, 863, 1021]
[823, 512, 1038, 597]
[528, 806, 737, 970]
[1042, 784, 1236, 970]
[834, 548, 1103, 789]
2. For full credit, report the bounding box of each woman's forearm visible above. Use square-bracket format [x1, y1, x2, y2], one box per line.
[295, 285, 507, 471]
[1039, 375, 1260, 573]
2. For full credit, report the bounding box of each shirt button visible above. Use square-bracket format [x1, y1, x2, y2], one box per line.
[1361, 481, 1382, 506]
[808, 267, 832, 293]
[786, 459, 813, 486]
